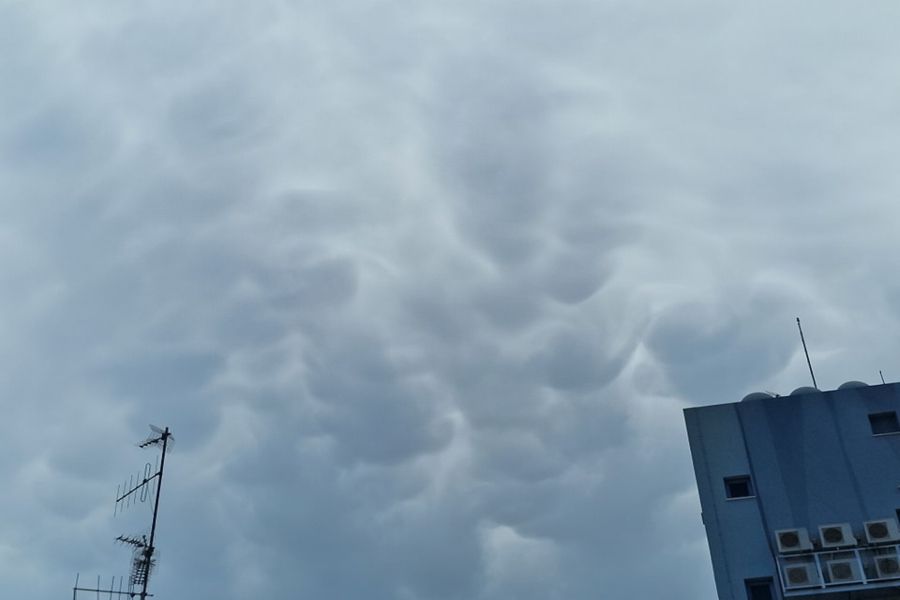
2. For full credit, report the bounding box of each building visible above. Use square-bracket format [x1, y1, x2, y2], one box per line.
[684, 381, 900, 600]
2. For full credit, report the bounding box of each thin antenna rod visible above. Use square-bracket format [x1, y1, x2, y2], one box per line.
[881, 370, 886, 384]
[796, 317, 818, 389]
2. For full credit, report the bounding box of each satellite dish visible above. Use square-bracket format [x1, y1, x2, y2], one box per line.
[838, 381, 868, 390]
[790, 386, 820, 396]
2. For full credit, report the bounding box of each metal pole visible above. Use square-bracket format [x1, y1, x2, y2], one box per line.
[796, 317, 818, 389]
[141, 428, 169, 600]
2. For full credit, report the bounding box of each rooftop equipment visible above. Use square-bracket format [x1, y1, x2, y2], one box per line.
[865, 519, 900, 545]
[819, 523, 856, 549]
[775, 528, 813, 554]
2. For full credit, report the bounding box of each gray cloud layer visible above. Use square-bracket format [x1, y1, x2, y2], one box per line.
[2, 1, 900, 598]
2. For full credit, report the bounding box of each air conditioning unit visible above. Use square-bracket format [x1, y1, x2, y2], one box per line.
[874, 554, 900, 580]
[865, 519, 900, 545]
[827, 559, 862, 583]
[819, 523, 856, 549]
[775, 528, 813, 553]
[783, 563, 819, 588]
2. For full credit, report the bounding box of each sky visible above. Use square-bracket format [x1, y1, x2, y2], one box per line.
[3, 1, 900, 599]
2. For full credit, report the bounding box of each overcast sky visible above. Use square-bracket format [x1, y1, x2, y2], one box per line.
[3, 1, 900, 599]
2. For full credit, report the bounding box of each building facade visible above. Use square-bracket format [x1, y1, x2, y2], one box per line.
[685, 382, 900, 600]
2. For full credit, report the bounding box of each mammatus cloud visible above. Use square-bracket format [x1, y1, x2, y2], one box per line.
[2, 1, 900, 599]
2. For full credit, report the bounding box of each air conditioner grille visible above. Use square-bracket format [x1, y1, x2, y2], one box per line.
[787, 567, 810, 585]
[831, 563, 852, 580]
[878, 557, 900, 575]
[823, 527, 844, 544]
[869, 522, 890, 539]
[780, 531, 800, 547]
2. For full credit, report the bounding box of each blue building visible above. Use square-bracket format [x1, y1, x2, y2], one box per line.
[684, 381, 900, 600]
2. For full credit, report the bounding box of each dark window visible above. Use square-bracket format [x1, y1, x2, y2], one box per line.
[725, 475, 754, 499]
[869, 411, 900, 435]
[745, 578, 774, 600]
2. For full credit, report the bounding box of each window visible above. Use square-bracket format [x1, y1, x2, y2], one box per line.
[725, 475, 754, 499]
[745, 578, 773, 600]
[869, 411, 900, 435]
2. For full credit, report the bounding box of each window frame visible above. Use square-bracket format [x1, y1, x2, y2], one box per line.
[869, 411, 900, 436]
[745, 577, 774, 600]
[724, 475, 755, 500]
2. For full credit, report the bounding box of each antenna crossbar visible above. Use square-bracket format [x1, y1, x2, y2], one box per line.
[116, 471, 160, 503]
[72, 574, 155, 599]
[73, 587, 154, 598]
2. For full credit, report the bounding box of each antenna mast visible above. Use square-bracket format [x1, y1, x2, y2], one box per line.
[796, 317, 818, 389]
[73, 425, 174, 600]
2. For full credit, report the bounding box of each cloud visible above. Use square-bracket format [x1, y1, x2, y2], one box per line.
[2, 2, 900, 599]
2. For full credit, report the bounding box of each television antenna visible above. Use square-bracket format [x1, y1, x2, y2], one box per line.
[73, 425, 174, 600]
